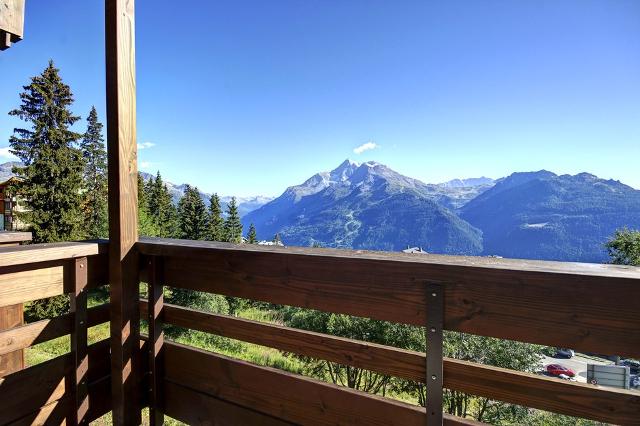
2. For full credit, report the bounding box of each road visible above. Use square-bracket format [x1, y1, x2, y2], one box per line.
[541, 353, 613, 383]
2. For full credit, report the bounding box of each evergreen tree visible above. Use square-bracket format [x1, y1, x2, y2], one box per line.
[178, 185, 208, 240]
[146, 172, 178, 237]
[224, 196, 243, 243]
[207, 193, 225, 241]
[9, 60, 84, 243]
[9, 61, 84, 319]
[79, 106, 108, 239]
[137, 173, 160, 237]
[247, 223, 257, 244]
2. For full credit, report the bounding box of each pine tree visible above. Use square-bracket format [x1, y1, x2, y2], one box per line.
[146, 171, 178, 238]
[247, 223, 257, 244]
[80, 106, 108, 239]
[178, 185, 208, 240]
[207, 193, 225, 241]
[9, 60, 84, 244]
[224, 196, 243, 243]
[9, 61, 84, 319]
[159, 184, 178, 238]
[137, 173, 160, 237]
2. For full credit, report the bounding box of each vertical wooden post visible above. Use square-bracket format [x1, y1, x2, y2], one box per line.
[106, 0, 140, 424]
[426, 282, 444, 425]
[148, 256, 164, 425]
[70, 257, 89, 425]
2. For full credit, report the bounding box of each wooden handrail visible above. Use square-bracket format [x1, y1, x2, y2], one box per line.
[0, 240, 108, 268]
[138, 237, 640, 358]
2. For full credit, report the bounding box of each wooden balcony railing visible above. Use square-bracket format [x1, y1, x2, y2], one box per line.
[137, 237, 640, 426]
[0, 238, 639, 425]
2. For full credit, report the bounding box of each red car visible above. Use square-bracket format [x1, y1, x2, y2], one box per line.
[546, 364, 575, 377]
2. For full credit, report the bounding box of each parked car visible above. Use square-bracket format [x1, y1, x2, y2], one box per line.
[554, 348, 575, 358]
[547, 364, 576, 377]
[624, 360, 640, 374]
[558, 374, 576, 381]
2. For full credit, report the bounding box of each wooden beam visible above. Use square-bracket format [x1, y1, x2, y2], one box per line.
[142, 301, 640, 425]
[147, 257, 164, 425]
[70, 257, 89, 425]
[0, 265, 64, 307]
[137, 238, 640, 358]
[105, 0, 139, 423]
[0, 0, 25, 39]
[0, 304, 110, 356]
[0, 241, 107, 268]
[164, 341, 477, 426]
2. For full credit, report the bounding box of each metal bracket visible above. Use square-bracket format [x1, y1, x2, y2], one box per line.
[426, 281, 444, 425]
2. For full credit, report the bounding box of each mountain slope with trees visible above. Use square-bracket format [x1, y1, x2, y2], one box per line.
[461, 171, 640, 262]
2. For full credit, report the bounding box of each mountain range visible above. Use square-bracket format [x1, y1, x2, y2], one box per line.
[4, 159, 638, 262]
[243, 160, 640, 262]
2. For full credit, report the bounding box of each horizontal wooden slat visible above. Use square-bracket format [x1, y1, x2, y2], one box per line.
[164, 381, 295, 426]
[0, 232, 31, 244]
[138, 238, 640, 358]
[445, 358, 640, 425]
[141, 300, 424, 381]
[0, 265, 64, 307]
[6, 376, 112, 426]
[145, 301, 640, 425]
[0, 303, 110, 355]
[0, 240, 108, 268]
[164, 341, 477, 426]
[0, 339, 111, 425]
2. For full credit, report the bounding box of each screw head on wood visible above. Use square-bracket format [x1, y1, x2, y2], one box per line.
[430, 327, 436, 333]
[431, 292, 437, 297]
[431, 375, 437, 380]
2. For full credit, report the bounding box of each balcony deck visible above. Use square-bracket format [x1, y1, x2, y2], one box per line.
[0, 238, 638, 425]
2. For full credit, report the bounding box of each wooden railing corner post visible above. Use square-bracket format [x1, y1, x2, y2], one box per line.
[106, 0, 140, 423]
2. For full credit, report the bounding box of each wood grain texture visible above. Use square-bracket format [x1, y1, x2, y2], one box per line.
[0, 0, 25, 39]
[137, 238, 640, 358]
[143, 301, 640, 425]
[0, 232, 31, 244]
[147, 256, 164, 425]
[164, 341, 479, 426]
[5, 376, 112, 426]
[0, 339, 111, 425]
[106, 0, 140, 422]
[0, 241, 107, 268]
[70, 257, 89, 425]
[0, 303, 110, 355]
[0, 265, 64, 307]
[0, 302, 22, 377]
[163, 381, 295, 426]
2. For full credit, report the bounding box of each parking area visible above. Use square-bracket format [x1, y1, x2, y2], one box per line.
[541, 353, 613, 383]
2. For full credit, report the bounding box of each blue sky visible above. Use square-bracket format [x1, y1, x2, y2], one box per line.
[1, 0, 639, 196]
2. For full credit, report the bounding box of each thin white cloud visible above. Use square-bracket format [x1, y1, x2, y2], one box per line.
[140, 161, 154, 170]
[137, 141, 156, 150]
[0, 147, 18, 160]
[353, 141, 378, 155]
